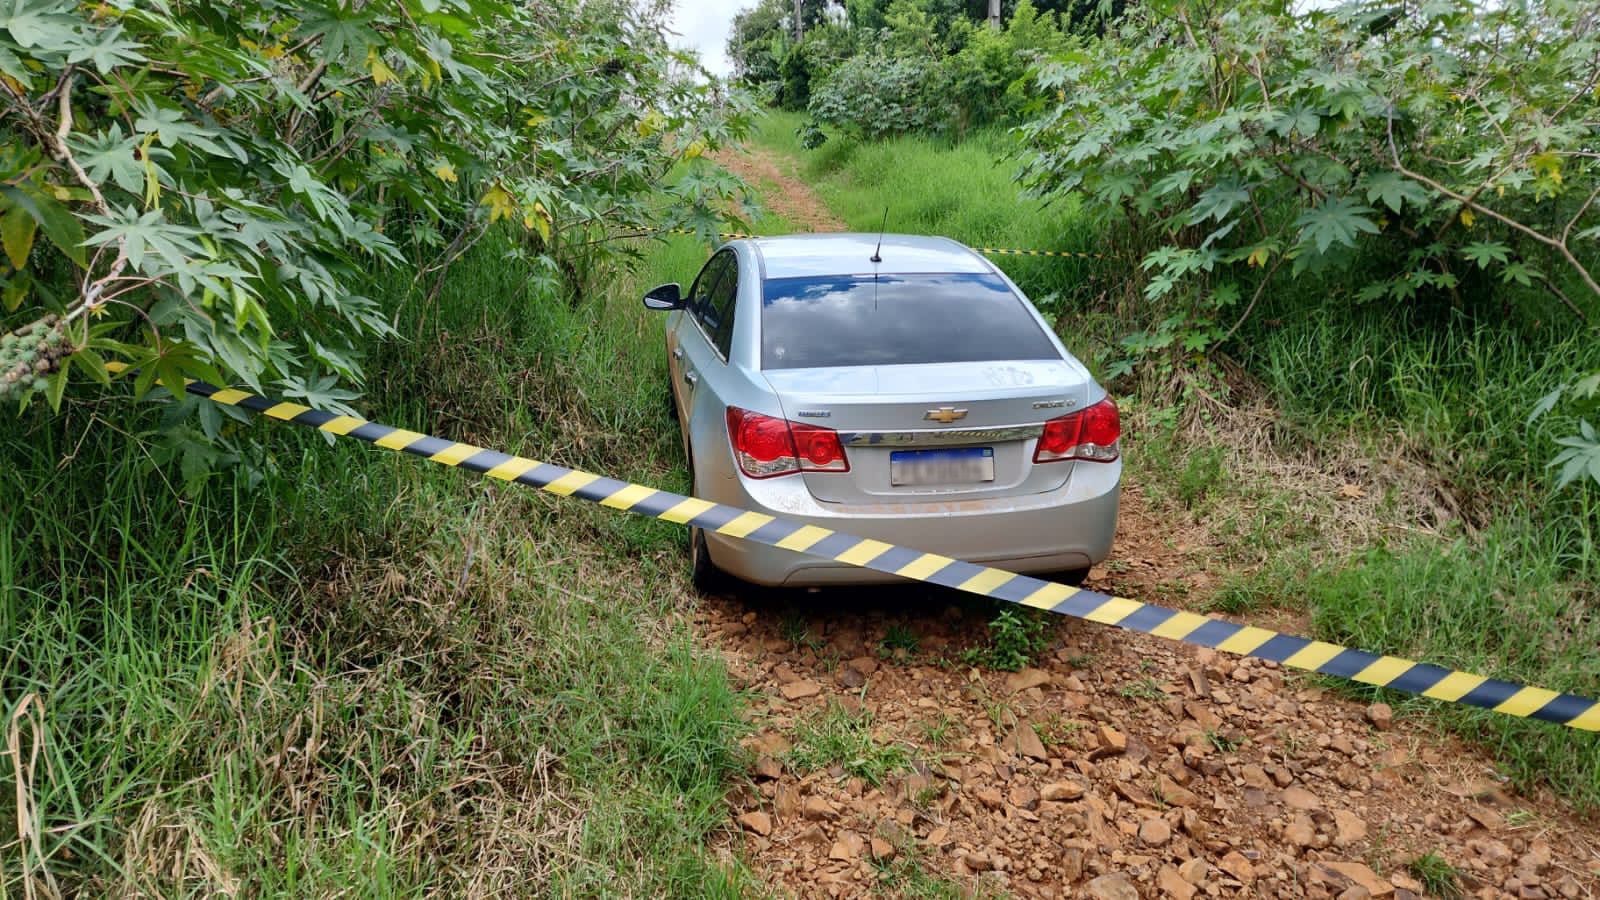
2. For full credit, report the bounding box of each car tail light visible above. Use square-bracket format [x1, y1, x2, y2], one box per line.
[1034, 397, 1120, 463]
[727, 407, 849, 478]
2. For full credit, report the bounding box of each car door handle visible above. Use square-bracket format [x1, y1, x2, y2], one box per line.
[683, 369, 698, 386]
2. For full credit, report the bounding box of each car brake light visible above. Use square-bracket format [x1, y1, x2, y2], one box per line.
[727, 407, 849, 478]
[1034, 397, 1120, 463]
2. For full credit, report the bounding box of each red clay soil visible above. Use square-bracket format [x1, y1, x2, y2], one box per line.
[695, 146, 1600, 899]
[697, 487, 1600, 898]
[712, 146, 847, 234]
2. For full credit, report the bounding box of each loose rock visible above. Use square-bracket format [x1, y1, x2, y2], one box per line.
[1159, 864, 1198, 899]
[1334, 809, 1368, 847]
[828, 831, 863, 861]
[1318, 861, 1395, 896]
[1006, 667, 1052, 693]
[1139, 817, 1173, 847]
[1287, 813, 1316, 847]
[1282, 785, 1322, 810]
[803, 796, 837, 820]
[1095, 725, 1128, 757]
[1157, 773, 1200, 808]
[1365, 703, 1394, 730]
[1086, 873, 1140, 900]
[1220, 851, 1255, 883]
[780, 680, 821, 700]
[737, 811, 772, 836]
[1042, 781, 1086, 802]
[1012, 722, 1050, 761]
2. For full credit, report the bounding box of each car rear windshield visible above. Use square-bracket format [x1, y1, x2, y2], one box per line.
[760, 273, 1061, 370]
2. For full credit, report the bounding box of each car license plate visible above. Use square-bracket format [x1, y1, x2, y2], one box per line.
[889, 447, 995, 486]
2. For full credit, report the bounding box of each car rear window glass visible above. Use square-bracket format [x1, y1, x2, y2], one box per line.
[760, 273, 1060, 370]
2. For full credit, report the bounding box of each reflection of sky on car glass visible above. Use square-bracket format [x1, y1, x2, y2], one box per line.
[761, 274, 1059, 369]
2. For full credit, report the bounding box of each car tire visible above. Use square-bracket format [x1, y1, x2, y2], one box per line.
[1051, 567, 1089, 588]
[690, 525, 731, 596]
[686, 446, 732, 596]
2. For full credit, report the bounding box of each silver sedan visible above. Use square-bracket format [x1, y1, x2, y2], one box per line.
[643, 233, 1120, 590]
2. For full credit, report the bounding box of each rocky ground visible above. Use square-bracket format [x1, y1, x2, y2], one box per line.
[700, 146, 1600, 898]
[697, 489, 1600, 899]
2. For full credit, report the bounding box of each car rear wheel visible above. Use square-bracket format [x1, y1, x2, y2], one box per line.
[690, 525, 731, 595]
[1051, 567, 1089, 588]
[687, 448, 732, 596]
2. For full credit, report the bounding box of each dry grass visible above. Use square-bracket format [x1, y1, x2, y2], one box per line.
[1129, 356, 1460, 561]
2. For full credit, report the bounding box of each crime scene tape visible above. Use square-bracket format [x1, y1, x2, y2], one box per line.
[105, 362, 1600, 732]
[666, 228, 1105, 261]
[972, 246, 1105, 260]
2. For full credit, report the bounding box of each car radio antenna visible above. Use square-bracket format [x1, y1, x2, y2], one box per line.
[870, 208, 887, 263]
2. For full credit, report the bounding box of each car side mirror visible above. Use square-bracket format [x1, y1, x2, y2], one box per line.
[642, 283, 683, 310]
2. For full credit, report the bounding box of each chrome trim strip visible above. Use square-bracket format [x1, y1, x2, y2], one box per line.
[837, 424, 1044, 447]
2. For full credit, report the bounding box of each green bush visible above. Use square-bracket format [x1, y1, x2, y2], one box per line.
[750, 1, 1076, 140]
[1019, 0, 1600, 367]
[809, 52, 956, 138]
[0, 0, 751, 415]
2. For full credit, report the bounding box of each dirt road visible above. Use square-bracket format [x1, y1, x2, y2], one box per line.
[699, 145, 1600, 898]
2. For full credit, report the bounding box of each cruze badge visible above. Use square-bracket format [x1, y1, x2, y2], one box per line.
[924, 407, 969, 424]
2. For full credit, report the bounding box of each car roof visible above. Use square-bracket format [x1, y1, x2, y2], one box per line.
[744, 233, 993, 279]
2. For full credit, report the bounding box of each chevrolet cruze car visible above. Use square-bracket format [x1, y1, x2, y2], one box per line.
[643, 234, 1120, 590]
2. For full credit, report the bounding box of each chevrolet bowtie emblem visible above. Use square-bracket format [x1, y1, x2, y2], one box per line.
[924, 407, 968, 424]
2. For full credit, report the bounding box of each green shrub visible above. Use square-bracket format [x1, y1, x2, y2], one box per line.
[962, 607, 1053, 671]
[1019, 0, 1600, 370]
[0, 0, 750, 415]
[809, 51, 956, 139]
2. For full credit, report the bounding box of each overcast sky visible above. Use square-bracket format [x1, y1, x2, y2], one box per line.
[668, 1, 756, 77]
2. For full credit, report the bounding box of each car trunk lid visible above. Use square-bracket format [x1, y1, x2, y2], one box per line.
[764, 360, 1093, 504]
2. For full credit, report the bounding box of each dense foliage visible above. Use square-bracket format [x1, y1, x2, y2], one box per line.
[1017, 0, 1600, 484]
[0, 0, 752, 417]
[730, 0, 1094, 137]
[1023, 0, 1600, 324]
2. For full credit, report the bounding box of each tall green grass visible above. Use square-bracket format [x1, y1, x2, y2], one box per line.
[1238, 304, 1600, 807]
[0, 239, 752, 894]
[747, 111, 1600, 810]
[753, 110, 1101, 310]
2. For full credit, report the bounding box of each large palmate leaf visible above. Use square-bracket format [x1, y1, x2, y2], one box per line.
[0, 0, 754, 416]
[1293, 197, 1380, 254]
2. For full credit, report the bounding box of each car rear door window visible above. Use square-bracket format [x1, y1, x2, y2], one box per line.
[760, 272, 1061, 369]
[690, 251, 737, 358]
[706, 262, 738, 358]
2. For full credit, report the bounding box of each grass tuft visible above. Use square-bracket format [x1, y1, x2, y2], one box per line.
[786, 701, 912, 787]
[1406, 851, 1465, 899]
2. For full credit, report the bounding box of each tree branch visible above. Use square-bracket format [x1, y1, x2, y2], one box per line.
[1218, 254, 1285, 347]
[1386, 113, 1600, 304]
[1536, 272, 1589, 323]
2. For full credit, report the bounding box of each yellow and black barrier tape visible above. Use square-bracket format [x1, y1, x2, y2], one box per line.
[106, 363, 1600, 732]
[665, 229, 1105, 261]
[971, 246, 1105, 260]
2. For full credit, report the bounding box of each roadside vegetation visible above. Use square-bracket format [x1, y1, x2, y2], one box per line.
[1, 1, 758, 893]
[5, 0, 1600, 892]
[738, 0, 1600, 811]
[0, 233, 758, 894]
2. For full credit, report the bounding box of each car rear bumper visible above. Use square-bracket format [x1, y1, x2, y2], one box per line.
[700, 460, 1120, 587]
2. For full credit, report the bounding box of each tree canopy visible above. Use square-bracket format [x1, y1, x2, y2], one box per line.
[0, 0, 752, 417]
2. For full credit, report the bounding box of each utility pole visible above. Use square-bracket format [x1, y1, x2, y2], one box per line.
[795, 0, 804, 41]
[988, 0, 1001, 29]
